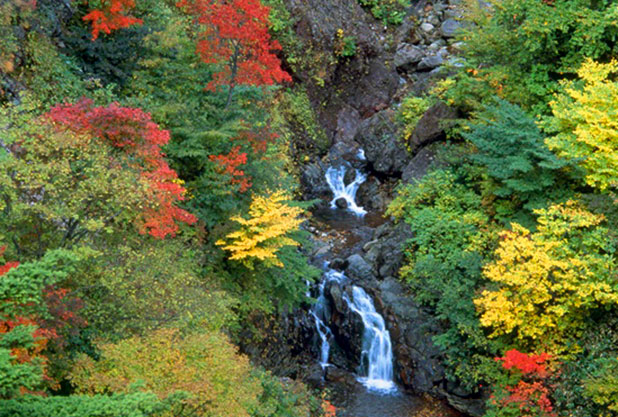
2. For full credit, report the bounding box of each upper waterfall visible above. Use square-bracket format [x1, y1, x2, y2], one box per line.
[325, 164, 367, 216]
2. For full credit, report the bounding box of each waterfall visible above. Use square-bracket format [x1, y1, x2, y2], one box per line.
[310, 268, 345, 368]
[325, 165, 367, 216]
[345, 286, 396, 393]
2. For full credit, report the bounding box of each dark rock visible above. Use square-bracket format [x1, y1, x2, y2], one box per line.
[366, 223, 414, 279]
[357, 177, 388, 212]
[345, 254, 374, 282]
[335, 198, 348, 209]
[329, 258, 347, 271]
[354, 110, 411, 176]
[300, 161, 329, 199]
[401, 147, 436, 183]
[394, 43, 425, 71]
[408, 101, 458, 153]
[440, 18, 462, 37]
[325, 366, 356, 386]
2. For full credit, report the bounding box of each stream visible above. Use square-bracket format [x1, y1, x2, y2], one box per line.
[307, 159, 461, 417]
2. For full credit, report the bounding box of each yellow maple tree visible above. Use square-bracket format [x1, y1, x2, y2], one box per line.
[216, 190, 305, 268]
[546, 59, 618, 192]
[475, 201, 618, 354]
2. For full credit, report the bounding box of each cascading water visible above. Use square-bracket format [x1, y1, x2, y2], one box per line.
[310, 268, 345, 368]
[325, 164, 367, 216]
[344, 286, 396, 393]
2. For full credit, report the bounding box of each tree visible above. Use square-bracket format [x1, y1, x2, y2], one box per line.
[546, 59, 618, 193]
[487, 350, 556, 417]
[475, 201, 618, 353]
[46, 98, 197, 239]
[83, 0, 142, 40]
[177, 0, 292, 107]
[70, 328, 263, 417]
[464, 99, 567, 204]
[216, 191, 304, 268]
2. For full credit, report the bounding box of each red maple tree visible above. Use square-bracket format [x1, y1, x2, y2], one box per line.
[210, 145, 252, 192]
[177, 0, 292, 107]
[83, 0, 142, 40]
[47, 98, 197, 239]
[493, 350, 556, 416]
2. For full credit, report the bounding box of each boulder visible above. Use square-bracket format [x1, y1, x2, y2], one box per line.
[394, 43, 425, 71]
[354, 110, 411, 176]
[408, 101, 458, 153]
[345, 254, 374, 282]
[401, 147, 437, 184]
[335, 198, 348, 209]
[440, 18, 462, 37]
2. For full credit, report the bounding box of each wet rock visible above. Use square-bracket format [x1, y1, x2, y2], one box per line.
[354, 110, 410, 176]
[408, 101, 458, 153]
[345, 254, 374, 282]
[329, 258, 347, 271]
[325, 366, 357, 386]
[357, 177, 388, 212]
[335, 198, 348, 209]
[440, 18, 462, 37]
[300, 161, 329, 199]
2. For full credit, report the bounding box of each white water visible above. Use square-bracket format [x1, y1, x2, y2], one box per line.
[345, 286, 396, 393]
[325, 165, 367, 216]
[310, 268, 345, 368]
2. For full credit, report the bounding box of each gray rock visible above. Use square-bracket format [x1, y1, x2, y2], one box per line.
[300, 161, 329, 199]
[335, 106, 362, 143]
[441, 18, 462, 37]
[417, 49, 447, 70]
[394, 43, 424, 70]
[335, 198, 348, 209]
[420, 22, 435, 32]
[402, 147, 436, 183]
[345, 254, 374, 281]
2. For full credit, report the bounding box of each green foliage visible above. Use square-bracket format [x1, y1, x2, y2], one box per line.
[447, 0, 618, 113]
[0, 325, 44, 399]
[584, 357, 618, 415]
[0, 250, 80, 319]
[272, 87, 330, 162]
[463, 99, 568, 209]
[357, 0, 410, 26]
[0, 392, 186, 417]
[78, 238, 236, 338]
[388, 169, 502, 390]
[398, 95, 431, 142]
[71, 328, 265, 417]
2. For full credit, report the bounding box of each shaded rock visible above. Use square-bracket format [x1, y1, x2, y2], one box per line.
[440, 18, 462, 37]
[335, 198, 348, 209]
[394, 43, 425, 71]
[366, 223, 414, 279]
[354, 110, 410, 176]
[345, 254, 374, 281]
[325, 366, 356, 386]
[408, 101, 458, 153]
[300, 161, 329, 199]
[402, 147, 436, 183]
[357, 177, 388, 212]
